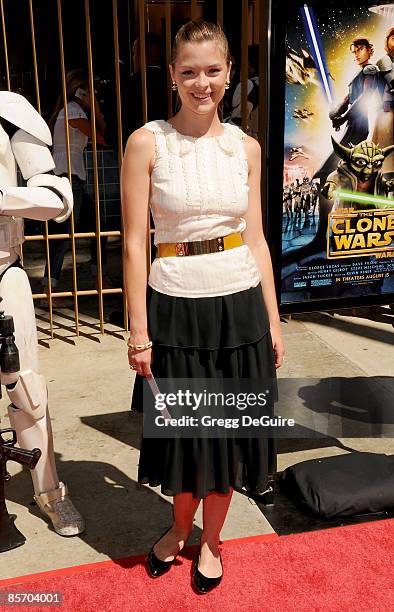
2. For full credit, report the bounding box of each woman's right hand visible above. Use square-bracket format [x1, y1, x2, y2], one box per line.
[128, 338, 153, 378]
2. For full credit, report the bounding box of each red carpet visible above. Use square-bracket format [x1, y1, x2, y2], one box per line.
[1, 520, 393, 611]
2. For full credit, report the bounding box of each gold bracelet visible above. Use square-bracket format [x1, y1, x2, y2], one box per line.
[127, 339, 153, 351]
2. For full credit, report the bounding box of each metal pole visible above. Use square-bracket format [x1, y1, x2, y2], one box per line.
[84, 0, 104, 334]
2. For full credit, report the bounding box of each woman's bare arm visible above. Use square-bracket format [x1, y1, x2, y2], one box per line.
[68, 118, 107, 146]
[121, 127, 155, 376]
[241, 135, 284, 368]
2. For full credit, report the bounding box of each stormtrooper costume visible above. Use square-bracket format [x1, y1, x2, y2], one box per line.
[0, 91, 84, 536]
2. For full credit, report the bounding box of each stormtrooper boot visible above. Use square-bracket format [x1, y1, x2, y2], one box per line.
[34, 481, 85, 537]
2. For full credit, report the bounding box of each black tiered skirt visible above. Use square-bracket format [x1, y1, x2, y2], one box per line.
[137, 283, 276, 499]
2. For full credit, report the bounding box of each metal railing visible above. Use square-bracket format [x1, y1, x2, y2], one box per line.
[0, 0, 269, 341]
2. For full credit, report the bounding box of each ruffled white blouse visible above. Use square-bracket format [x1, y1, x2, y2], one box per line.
[143, 120, 261, 298]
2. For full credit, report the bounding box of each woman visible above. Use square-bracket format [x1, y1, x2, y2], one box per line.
[121, 19, 284, 594]
[42, 69, 108, 292]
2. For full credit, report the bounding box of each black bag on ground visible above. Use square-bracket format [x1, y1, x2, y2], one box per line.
[280, 452, 394, 519]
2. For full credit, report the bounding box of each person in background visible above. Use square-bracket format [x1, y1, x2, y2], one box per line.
[42, 69, 110, 295]
[122, 32, 167, 139]
[224, 44, 260, 138]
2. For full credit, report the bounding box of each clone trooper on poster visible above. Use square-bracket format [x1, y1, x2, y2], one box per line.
[0, 90, 84, 536]
[371, 27, 394, 175]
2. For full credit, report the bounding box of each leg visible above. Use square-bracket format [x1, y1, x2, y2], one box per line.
[86, 184, 109, 277]
[199, 489, 233, 578]
[1, 266, 84, 536]
[91, 236, 108, 266]
[42, 175, 84, 288]
[43, 220, 68, 288]
[153, 493, 200, 562]
[91, 236, 112, 288]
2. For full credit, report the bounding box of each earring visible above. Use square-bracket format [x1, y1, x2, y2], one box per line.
[225, 81, 230, 89]
[172, 82, 178, 91]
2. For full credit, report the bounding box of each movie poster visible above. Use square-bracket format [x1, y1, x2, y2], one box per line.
[281, 1, 394, 305]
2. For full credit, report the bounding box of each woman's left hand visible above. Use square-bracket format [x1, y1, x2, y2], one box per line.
[270, 322, 284, 369]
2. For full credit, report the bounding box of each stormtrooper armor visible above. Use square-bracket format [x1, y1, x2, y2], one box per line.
[0, 91, 84, 536]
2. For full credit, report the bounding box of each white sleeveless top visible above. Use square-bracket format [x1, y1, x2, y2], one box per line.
[143, 120, 261, 298]
[53, 101, 88, 180]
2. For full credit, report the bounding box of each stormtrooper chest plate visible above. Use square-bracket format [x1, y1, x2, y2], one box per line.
[0, 124, 17, 188]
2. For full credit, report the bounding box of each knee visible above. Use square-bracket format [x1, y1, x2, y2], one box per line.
[6, 371, 47, 420]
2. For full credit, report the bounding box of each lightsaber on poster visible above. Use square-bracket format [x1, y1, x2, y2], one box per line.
[300, 4, 333, 104]
[334, 190, 394, 209]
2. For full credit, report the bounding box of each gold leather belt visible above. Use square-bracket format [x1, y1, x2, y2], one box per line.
[157, 232, 243, 257]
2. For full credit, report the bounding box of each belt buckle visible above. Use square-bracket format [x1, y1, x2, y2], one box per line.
[176, 242, 188, 257]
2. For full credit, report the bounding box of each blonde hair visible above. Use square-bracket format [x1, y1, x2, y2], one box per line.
[171, 19, 231, 66]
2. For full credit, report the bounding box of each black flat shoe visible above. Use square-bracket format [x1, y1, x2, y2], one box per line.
[192, 548, 223, 594]
[147, 527, 179, 578]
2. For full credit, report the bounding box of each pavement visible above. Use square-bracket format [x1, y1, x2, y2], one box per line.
[0, 302, 393, 580]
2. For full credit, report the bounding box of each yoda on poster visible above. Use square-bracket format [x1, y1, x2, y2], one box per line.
[281, 1, 394, 304]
